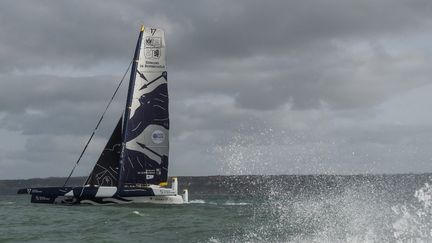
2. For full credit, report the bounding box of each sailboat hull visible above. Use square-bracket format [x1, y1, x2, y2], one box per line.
[18, 184, 187, 205]
[80, 195, 184, 205]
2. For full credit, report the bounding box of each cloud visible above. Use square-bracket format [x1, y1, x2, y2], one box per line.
[2, 0, 432, 178]
[0, 74, 126, 135]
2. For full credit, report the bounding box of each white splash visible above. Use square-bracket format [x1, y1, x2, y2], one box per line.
[189, 199, 206, 204]
[392, 181, 432, 242]
[234, 184, 389, 242]
[223, 202, 250, 206]
[213, 127, 283, 175]
[212, 126, 394, 242]
[222, 202, 250, 206]
[132, 210, 145, 216]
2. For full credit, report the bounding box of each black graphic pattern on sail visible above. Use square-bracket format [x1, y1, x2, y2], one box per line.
[85, 118, 122, 186]
[121, 148, 168, 185]
[122, 83, 169, 186]
[124, 83, 169, 185]
[127, 83, 169, 140]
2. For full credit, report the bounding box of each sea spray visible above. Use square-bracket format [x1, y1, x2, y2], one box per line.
[211, 126, 412, 242]
[224, 180, 398, 242]
[392, 181, 432, 242]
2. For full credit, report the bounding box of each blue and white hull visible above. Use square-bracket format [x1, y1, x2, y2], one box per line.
[18, 178, 188, 205]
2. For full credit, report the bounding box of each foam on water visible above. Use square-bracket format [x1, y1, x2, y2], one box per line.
[0, 202, 14, 205]
[189, 199, 206, 204]
[132, 210, 145, 217]
[222, 202, 250, 206]
[188, 199, 249, 206]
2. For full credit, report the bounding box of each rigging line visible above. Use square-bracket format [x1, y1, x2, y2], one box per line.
[63, 60, 133, 187]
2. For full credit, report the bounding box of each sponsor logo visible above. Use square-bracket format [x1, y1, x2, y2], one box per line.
[145, 37, 152, 45]
[151, 130, 165, 144]
[145, 48, 161, 60]
[138, 169, 156, 175]
[144, 37, 161, 48]
[146, 175, 154, 180]
[36, 196, 51, 201]
[102, 176, 113, 186]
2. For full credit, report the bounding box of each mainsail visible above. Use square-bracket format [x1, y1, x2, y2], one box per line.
[85, 118, 122, 186]
[119, 27, 169, 187]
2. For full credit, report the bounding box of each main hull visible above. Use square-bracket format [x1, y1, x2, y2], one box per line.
[18, 178, 188, 205]
[80, 195, 185, 205]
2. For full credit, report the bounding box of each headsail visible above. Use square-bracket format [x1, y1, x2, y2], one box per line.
[85, 118, 122, 186]
[119, 27, 169, 187]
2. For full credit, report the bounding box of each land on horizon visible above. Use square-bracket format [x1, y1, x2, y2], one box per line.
[2, 173, 430, 196]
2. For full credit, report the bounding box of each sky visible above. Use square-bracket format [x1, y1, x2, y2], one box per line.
[1, 0, 432, 179]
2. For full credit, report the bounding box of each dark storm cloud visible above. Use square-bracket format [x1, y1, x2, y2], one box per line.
[0, 74, 116, 112]
[0, 0, 135, 71]
[2, 0, 432, 178]
[1, 0, 431, 69]
[1, 0, 432, 111]
[0, 74, 126, 135]
[168, 0, 430, 61]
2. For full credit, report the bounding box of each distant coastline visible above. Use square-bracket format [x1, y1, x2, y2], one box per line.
[2, 174, 431, 196]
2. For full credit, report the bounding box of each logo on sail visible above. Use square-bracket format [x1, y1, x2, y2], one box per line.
[145, 48, 161, 59]
[102, 175, 113, 186]
[151, 130, 165, 144]
[144, 36, 162, 60]
[145, 37, 161, 48]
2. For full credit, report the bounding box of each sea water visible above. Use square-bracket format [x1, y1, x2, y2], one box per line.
[1, 174, 432, 242]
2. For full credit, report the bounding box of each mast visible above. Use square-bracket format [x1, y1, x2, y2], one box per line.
[119, 25, 145, 188]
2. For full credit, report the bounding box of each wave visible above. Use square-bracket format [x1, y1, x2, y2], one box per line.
[188, 199, 249, 206]
[189, 199, 206, 204]
[222, 202, 250, 206]
[132, 210, 145, 216]
[0, 202, 15, 205]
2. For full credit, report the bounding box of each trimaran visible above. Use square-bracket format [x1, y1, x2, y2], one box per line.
[18, 25, 189, 205]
